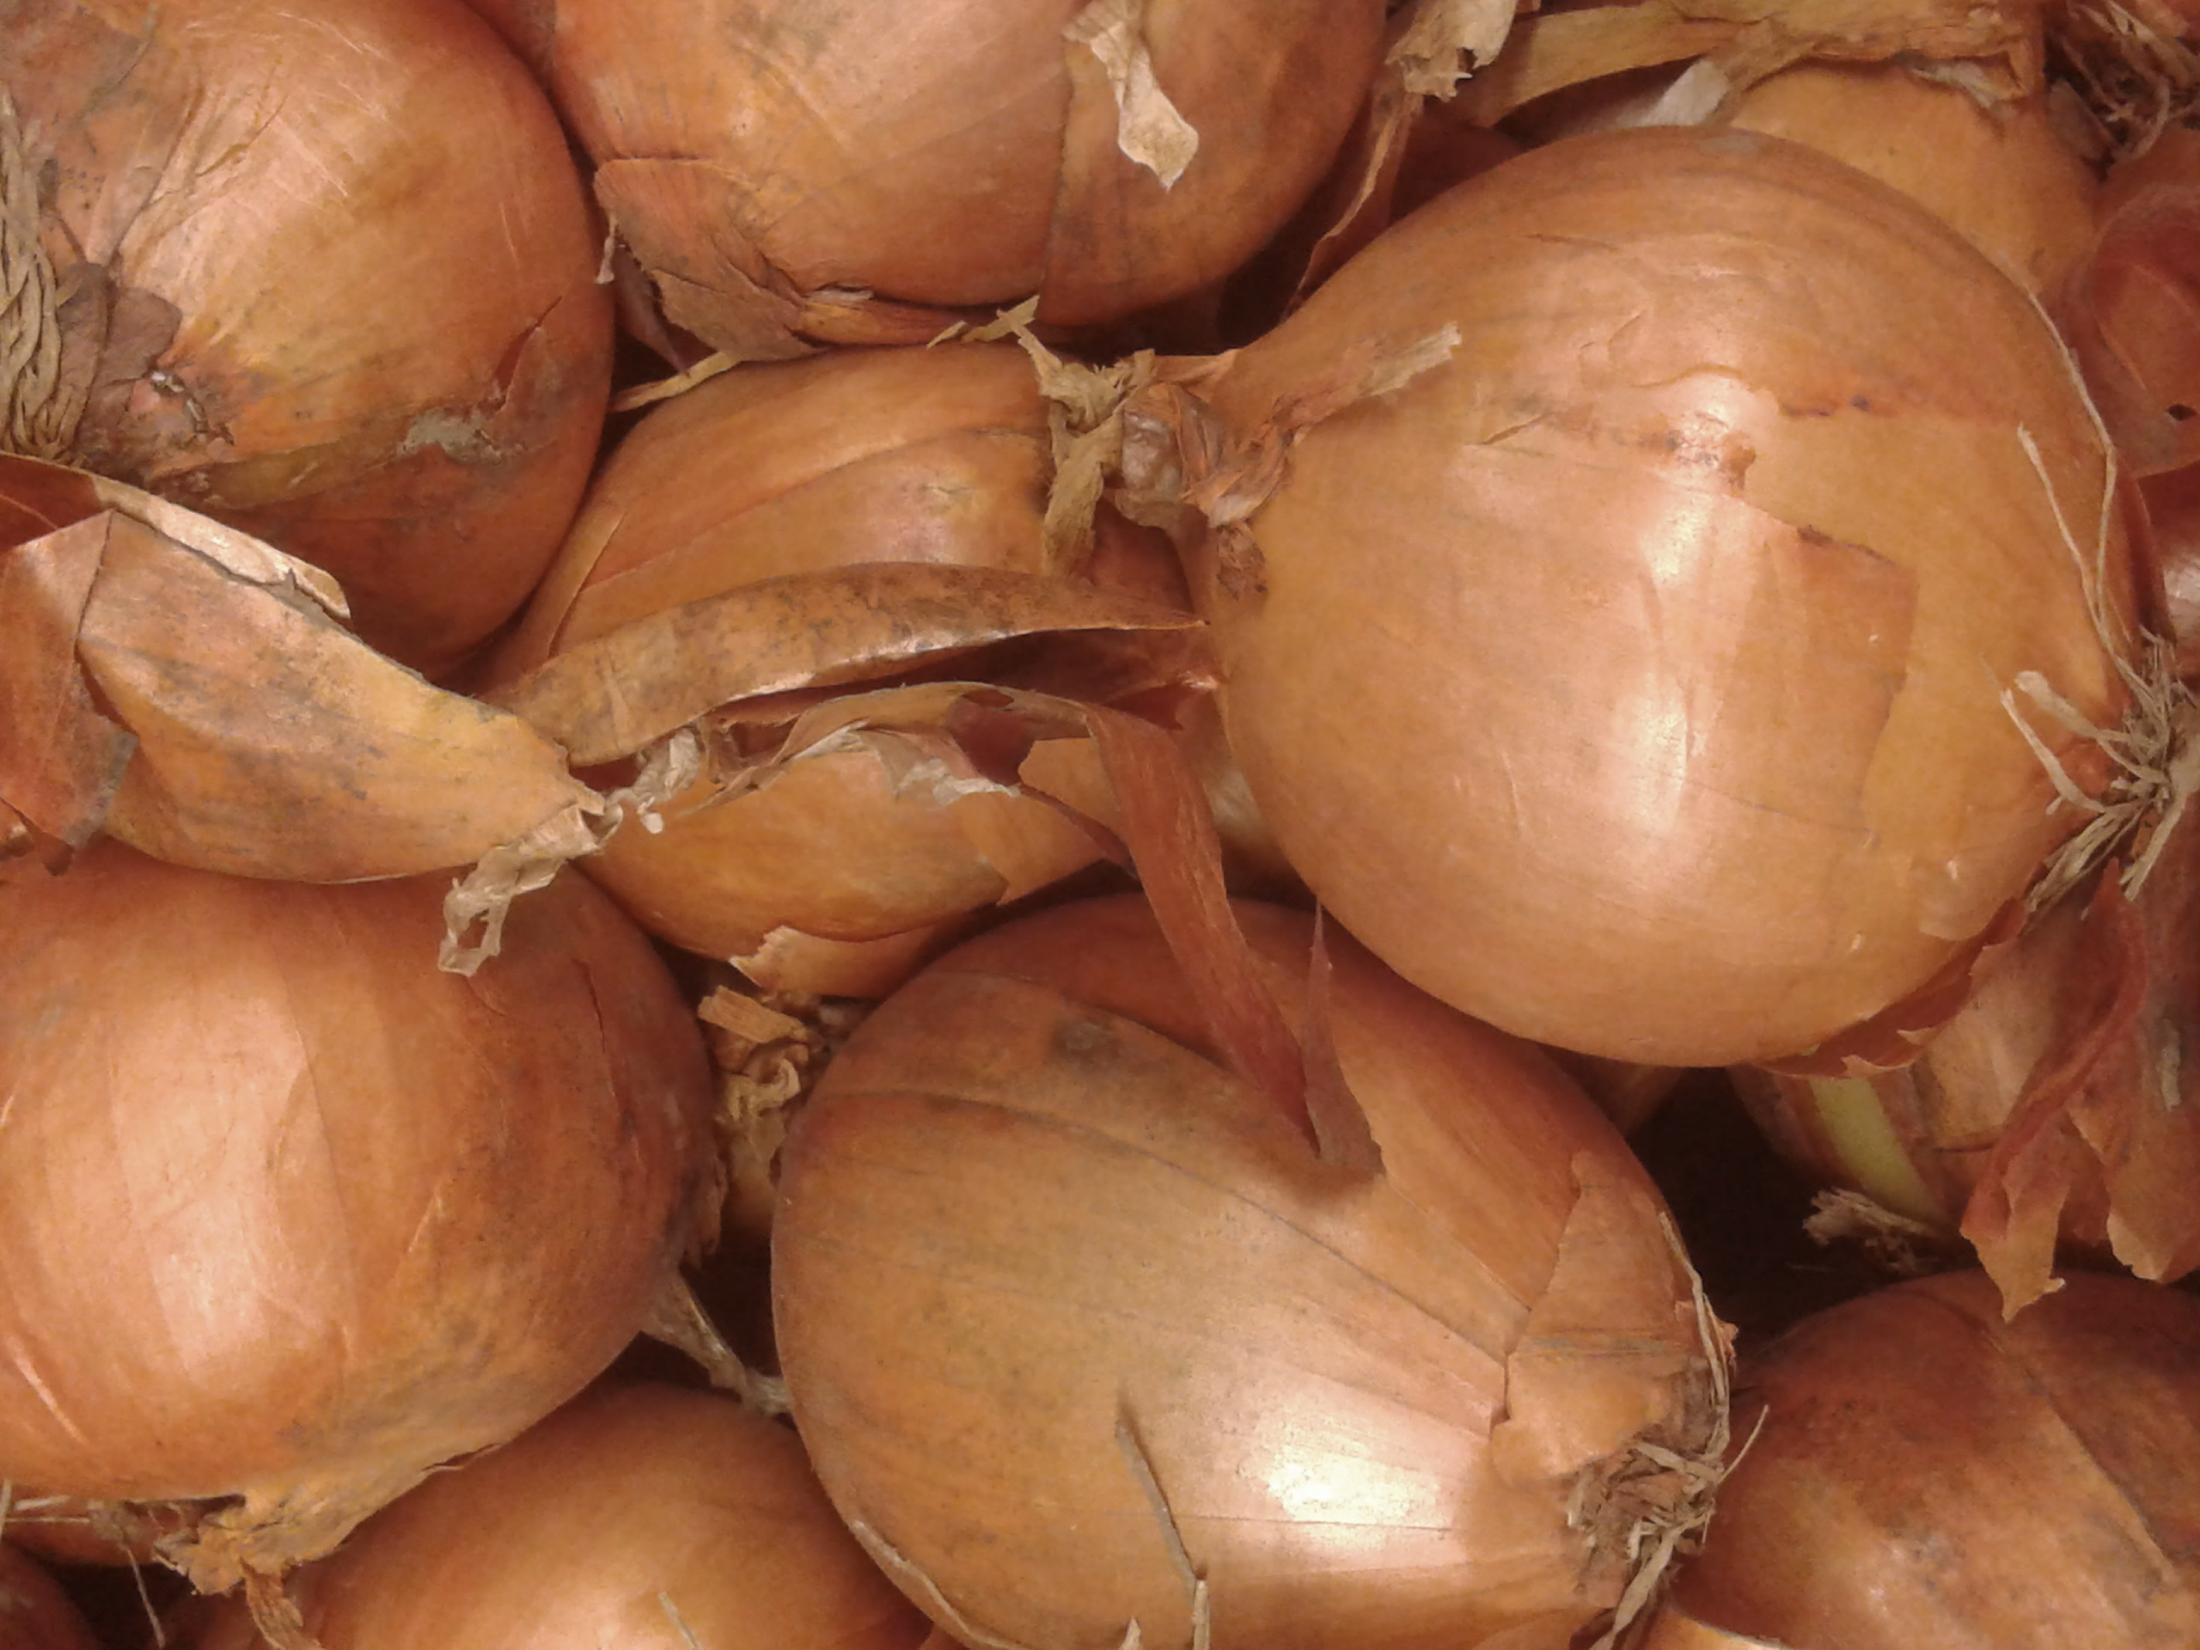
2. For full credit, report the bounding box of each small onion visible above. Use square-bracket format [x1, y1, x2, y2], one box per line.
[0, 1543, 99, 1650]
[1, 0, 614, 671]
[171, 1385, 928, 1650]
[0, 845, 715, 1595]
[1648, 1270, 2200, 1649]
[493, 343, 1241, 997]
[775, 893, 1726, 1650]
[1159, 126, 2139, 1066]
[536, 0, 1387, 349]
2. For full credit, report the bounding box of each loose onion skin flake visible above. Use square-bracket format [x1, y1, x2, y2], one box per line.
[1153, 126, 2141, 1067]
[775, 895, 1727, 1650]
[0, 1543, 101, 1650]
[534, 0, 1387, 351]
[171, 1385, 929, 1650]
[0, 847, 717, 1600]
[0, 0, 614, 673]
[1649, 1270, 2200, 1650]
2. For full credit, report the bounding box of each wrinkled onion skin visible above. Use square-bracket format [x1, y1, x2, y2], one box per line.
[5, 0, 613, 672]
[1194, 127, 2136, 1066]
[0, 847, 713, 1509]
[171, 1385, 929, 1650]
[0, 1543, 101, 1650]
[1664, 1271, 2200, 1649]
[776, 895, 1707, 1650]
[542, 0, 1386, 331]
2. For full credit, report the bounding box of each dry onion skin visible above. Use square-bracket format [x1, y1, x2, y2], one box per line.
[532, 0, 1388, 354]
[1647, 1270, 2200, 1649]
[0, 845, 716, 1601]
[775, 894, 1727, 1650]
[0, 1543, 99, 1650]
[1143, 125, 2141, 1067]
[489, 343, 1209, 997]
[0, 0, 614, 672]
[171, 1385, 928, 1650]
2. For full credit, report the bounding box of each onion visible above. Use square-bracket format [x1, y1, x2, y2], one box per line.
[1648, 1269, 2200, 1649]
[0, 0, 613, 672]
[0, 845, 717, 1604]
[774, 893, 1728, 1650]
[169, 1384, 927, 1650]
[487, 342, 1240, 997]
[532, 0, 1387, 354]
[2146, 462, 2200, 676]
[0, 1543, 99, 1650]
[1123, 125, 2144, 1066]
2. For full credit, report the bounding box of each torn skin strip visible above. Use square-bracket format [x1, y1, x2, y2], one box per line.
[0, 513, 137, 849]
[1065, 0, 1201, 190]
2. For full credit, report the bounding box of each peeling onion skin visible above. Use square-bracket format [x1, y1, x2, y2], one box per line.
[536, 0, 1387, 339]
[1190, 126, 2140, 1067]
[775, 894, 1720, 1650]
[0, 846, 716, 1582]
[170, 1385, 930, 1650]
[3, 0, 614, 674]
[0, 1543, 100, 1650]
[1654, 1271, 2200, 1650]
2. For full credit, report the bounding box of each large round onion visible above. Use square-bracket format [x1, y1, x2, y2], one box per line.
[0, 845, 715, 1595]
[535, 0, 1388, 349]
[1648, 1269, 2200, 1648]
[1162, 126, 2139, 1066]
[1, 0, 613, 671]
[492, 342, 1235, 997]
[171, 1384, 927, 1650]
[0, 1543, 100, 1650]
[775, 893, 1726, 1650]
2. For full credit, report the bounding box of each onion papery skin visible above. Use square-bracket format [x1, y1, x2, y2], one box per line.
[0, 1543, 100, 1650]
[3, 0, 613, 673]
[1653, 1270, 2200, 1649]
[2145, 463, 2200, 677]
[495, 343, 1207, 997]
[172, 1385, 928, 1650]
[538, 0, 1387, 344]
[1186, 126, 2138, 1066]
[0, 846, 715, 1586]
[774, 894, 1721, 1650]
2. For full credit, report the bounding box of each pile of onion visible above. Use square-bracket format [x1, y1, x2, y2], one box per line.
[1114, 124, 2144, 1067]
[1646, 1269, 2200, 1648]
[525, 0, 1387, 357]
[774, 893, 1727, 1650]
[0, 1543, 99, 1650]
[172, 1384, 928, 1650]
[0, 846, 716, 1610]
[487, 340, 1273, 998]
[1, 0, 613, 671]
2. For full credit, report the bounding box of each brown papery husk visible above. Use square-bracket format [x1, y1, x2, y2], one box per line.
[1151, 125, 2145, 1068]
[774, 893, 1729, 1650]
[476, 343, 1247, 996]
[168, 1385, 928, 1650]
[1736, 806, 2200, 1315]
[0, 1542, 100, 1650]
[2048, 0, 2200, 162]
[2145, 461, 2200, 676]
[1651, 1270, 2200, 1648]
[0, 0, 613, 674]
[530, 0, 1386, 356]
[2, 1491, 185, 1568]
[0, 846, 718, 1602]
[2068, 127, 2200, 480]
[0, 453, 609, 884]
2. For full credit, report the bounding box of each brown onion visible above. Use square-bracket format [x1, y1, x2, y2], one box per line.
[2146, 462, 2200, 676]
[1648, 1269, 2200, 1648]
[0, 845, 715, 1598]
[491, 343, 1246, 997]
[1, 0, 613, 672]
[0, 1543, 99, 1650]
[775, 893, 1726, 1650]
[1141, 126, 2141, 1066]
[534, 0, 1387, 352]
[171, 1384, 927, 1650]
